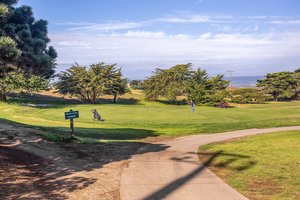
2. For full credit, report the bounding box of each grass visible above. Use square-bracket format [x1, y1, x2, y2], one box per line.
[1, 92, 300, 141]
[198, 131, 300, 200]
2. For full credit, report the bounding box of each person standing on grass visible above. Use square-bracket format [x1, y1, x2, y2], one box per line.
[190, 100, 196, 113]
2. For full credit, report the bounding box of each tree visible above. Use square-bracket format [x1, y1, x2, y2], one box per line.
[0, 4, 9, 17]
[56, 64, 92, 101]
[186, 69, 229, 106]
[143, 64, 229, 106]
[99, 64, 128, 103]
[0, 36, 20, 76]
[257, 71, 300, 101]
[0, 0, 57, 78]
[0, 71, 48, 101]
[55, 62, 128, 102]
[0, 36, 20, 100]
[143, 64, 192, 101]
[231, 88, 271, 104]
[0, 0, 56, 101]
[129, 80, 143, 90]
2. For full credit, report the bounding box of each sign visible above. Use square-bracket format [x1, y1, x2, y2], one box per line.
[65, 110, 79, 120]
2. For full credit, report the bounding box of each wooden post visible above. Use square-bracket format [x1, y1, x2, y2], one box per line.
[69, 109, 74, 137]
[65, 109, 79, 139]
[70, 118, 74, 137]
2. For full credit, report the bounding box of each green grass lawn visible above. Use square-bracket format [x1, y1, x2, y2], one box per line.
[198, 131, 300, 200]
[1, 96, 300, 141]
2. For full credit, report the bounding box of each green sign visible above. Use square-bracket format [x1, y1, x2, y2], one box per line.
[65, 110, 79, 120]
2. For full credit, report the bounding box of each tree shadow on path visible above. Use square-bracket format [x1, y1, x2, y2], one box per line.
[143, 151, 256, 200]
[0, 118, 169, 199]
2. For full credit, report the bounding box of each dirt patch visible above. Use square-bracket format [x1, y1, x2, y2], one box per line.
[0, 123, 145, 200]
[0, 146, 51, 199]
[245, 178, 282, 200]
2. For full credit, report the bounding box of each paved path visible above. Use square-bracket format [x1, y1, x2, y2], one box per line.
[120, 126, 300, 200]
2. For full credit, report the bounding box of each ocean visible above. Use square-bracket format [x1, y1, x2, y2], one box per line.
[224, 76, 264, 87]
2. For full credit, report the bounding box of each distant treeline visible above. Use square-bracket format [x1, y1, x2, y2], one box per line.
[130, 64, 300, 105]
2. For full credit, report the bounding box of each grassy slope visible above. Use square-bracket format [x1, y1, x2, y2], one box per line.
[198, 131, 300, 200]
[1, 95, 300, 141]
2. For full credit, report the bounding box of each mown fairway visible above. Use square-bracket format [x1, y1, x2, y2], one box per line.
[1, 98, 300, 141]
[198, 130, 300, 200]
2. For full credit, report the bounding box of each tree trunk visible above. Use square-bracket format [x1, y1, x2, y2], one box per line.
[113, 93, 117, 103]
[0, 92, 7, 101]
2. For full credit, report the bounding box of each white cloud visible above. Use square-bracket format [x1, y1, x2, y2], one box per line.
[58, 41, 91, 47]
[122, 31, 166, 38]
[200, 32, 212, 39]
[158, 15, 212, 23]
[271, 20, 300, 25]
[50, 30, 300, 77]
[67, 21, 148, 31]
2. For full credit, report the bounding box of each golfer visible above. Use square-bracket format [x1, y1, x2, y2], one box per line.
[190, 100, 196, 113]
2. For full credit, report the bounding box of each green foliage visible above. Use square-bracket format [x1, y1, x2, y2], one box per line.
[0, 36, 21, 77]
[0, 2, 57, 78]
[187, 69, 229, 106]
[0, 0, 55, 101]
[143, 64, 229, 106]
[20, 73, 49, 94]
[0, 0, 18, 6]
[231, 88, 271, 104]
[0, 4, 9, 17]
[92, 63, 128, 103]
[129, 80, 143, 89]
[0, 71, 49, 101]
[56, 62, 128, 102]
[143, 64, 193, 101]
[257, 71, 300, 101]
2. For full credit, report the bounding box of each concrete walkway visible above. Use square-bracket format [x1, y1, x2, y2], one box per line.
[120, 126, 300, 200]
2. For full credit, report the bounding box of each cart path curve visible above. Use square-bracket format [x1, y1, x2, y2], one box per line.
[120, 126, 300, 200]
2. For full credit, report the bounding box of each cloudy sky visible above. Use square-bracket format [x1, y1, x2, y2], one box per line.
[18, 0, 300, 78]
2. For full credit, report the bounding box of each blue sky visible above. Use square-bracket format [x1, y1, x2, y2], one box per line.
[18, 0, 300, 78]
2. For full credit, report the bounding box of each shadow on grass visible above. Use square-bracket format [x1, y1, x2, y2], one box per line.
[7, 93, 141, 109]
[0, 118, 159, 141]
[0, 118, 168, 199]
[197, 151, 257, 172]
[156, 99, 188, 105]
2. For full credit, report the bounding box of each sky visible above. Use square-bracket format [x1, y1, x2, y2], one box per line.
[17, 0, 300, 79]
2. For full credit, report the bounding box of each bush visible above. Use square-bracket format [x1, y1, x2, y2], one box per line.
[231, 88, 270, 104]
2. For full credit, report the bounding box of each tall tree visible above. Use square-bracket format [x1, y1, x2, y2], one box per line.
[257, 71, 300, 101]
[97, 63, 128, 103]
[143, 64, 192, 101]
[0, 36, 20, 77]
[186, 69, 229, 106]
[0, 0, 57, 78]
[0, 36, 21, 101]
[143, 64, 229, 105]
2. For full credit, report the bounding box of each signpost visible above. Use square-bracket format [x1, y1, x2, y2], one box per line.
[65, 109, 79, 137]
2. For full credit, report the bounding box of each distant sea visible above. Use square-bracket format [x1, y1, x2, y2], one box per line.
[224, 76, 264, 87]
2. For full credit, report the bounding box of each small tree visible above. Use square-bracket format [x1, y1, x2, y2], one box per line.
[56, 64, 94, 101]
[0, 72, 48, 100]
[56, 62, 127, 102]
[129, 80, 143, 89]
[231, 88, 271, 104]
